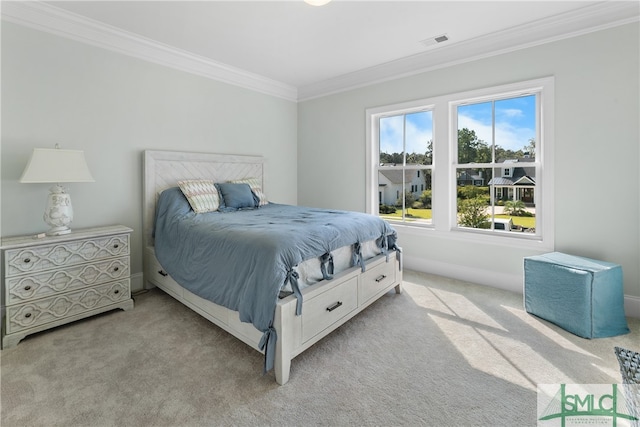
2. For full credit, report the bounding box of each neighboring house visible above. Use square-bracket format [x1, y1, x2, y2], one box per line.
[457, 170, 485, 186]
[456, 157, 536, 205]
[378, 169, 425, 205]
[487, 158, 536, 205]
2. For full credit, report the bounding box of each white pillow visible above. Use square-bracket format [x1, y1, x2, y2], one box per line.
[178, 179, 220, 213]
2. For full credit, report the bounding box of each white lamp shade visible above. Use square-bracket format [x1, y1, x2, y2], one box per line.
[304, 0, 331, 5]
[20, 148, 95, 183]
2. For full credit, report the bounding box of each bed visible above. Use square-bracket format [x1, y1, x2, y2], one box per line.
[143, 150, 402, 384]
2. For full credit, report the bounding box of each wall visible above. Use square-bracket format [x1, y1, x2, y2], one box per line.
[298, 23, 640, 315]
[1, 22, 298, 292]
[2, 19, 638, 315]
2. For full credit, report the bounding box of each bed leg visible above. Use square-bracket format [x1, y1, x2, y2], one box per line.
[394, 252, 403, 294]
[275, 357, 291, 385]
[274, 300, 294, 385]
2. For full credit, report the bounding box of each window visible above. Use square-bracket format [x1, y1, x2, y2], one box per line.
[366, 78, 554, 249]
[374, 110, 433, 225]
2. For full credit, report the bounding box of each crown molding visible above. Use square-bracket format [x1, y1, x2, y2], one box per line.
[2, 1, 637, 103]
[297, 2, 640, 101]
[0, 1, 298, 102]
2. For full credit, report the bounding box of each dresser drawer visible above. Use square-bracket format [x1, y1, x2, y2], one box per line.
[359, 257, 397, 305]
[301, 276, 357, 343]
[5, 279, 131, 334]
[5, 234, 130, 277]
[5, 257, 130, 305]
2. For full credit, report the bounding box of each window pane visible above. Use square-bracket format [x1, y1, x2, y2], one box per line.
[494, 95, 536, 163]
[405, 111, 433, 166]
[379, 115, 404, 164]
[404, 168, 432, 224]
[457, 102, 492, 164]
[380, 112, 433, 165]
[455, 166, 538, 233]
[491, 166, 537, 233]
[378, 169, 401, 208]
[378, 168, 432, 225]
[456, 167, 490, 229]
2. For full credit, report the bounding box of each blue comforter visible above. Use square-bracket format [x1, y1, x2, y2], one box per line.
[154, 187, 398, 372]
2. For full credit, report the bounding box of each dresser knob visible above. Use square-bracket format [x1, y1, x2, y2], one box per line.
[113, 244, 119, 249]
[114, 290, 120, 294]
[25, 313, 32, 318]
[24, 285, 32, 291]
[113, 267, 119, 272]
[24, 258, 31, 263]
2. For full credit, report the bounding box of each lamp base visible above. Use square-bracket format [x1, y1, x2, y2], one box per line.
[43, 185, 74, 236]
[46, 226, 72, 236]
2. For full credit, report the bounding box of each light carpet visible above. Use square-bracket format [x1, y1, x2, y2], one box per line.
[1, 270, 638, 426]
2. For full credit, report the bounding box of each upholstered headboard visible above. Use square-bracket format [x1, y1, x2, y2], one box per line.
[143, 150, 265, 247]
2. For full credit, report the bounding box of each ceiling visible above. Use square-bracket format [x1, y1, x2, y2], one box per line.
[6, 1, 640, 100]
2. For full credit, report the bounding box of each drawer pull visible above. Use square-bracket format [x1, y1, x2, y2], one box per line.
[114, 290, 120, 294]
[375, 274, 387, 283]
[159, 270, 168, 277]
[113, 244, 119, 249]
[25, 313, 32, 318]
[24, 258, 31, 263]
[326, 301, 343, 312]
[24, 285, 32, 291]
[113, 267, 119, 272]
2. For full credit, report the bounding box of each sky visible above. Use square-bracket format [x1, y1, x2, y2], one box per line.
[380, 94, 536, 155]
[458, 95, 536, 152]
[379, 111, 432, 155]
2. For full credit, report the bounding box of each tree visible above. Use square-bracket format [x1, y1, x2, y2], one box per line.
[524, 138, 536, 157]
[458, 185, 489, 200]
[503, 200, 528, 216]
[418, 189, 432, 209]
[458, 128, 491, 163]
[458, 197, 489, 228]
[423, 139, 433, 165]
[396, 190, 415, 208]
[380, 152, 404, 164]
[495, 146, 522, 161]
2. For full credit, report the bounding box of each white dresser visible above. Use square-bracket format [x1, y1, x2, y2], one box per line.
[1, 225, 134, 349]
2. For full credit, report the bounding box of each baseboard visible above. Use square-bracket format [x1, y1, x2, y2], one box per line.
[403, 254, 640, 319]
[624, 295, 640, 319]
[403, 254, 523, 294]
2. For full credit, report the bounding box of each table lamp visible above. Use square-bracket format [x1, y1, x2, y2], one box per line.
[20, 145, 95, 236]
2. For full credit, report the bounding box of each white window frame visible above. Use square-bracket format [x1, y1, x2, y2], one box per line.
[366, 77, 555, 251]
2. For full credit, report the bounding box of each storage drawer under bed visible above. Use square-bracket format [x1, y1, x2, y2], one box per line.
[145, 248, 184, 299]
[359, 256, 397, 305]
[301, 275, 358, 343]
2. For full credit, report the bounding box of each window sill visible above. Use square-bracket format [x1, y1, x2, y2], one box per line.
[391, 222, 554, 252]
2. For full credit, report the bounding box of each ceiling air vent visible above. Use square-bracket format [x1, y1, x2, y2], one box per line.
[420, 34, 449, 48]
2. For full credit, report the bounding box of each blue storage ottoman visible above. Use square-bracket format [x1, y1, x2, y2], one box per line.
[524, 252, 629, 338]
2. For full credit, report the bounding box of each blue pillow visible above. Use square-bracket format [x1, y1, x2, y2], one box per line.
[214, 183, 258, 210]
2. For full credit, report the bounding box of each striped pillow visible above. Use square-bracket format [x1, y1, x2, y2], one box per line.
[230, 177, 268, 206]
[178, 179, 220, 213]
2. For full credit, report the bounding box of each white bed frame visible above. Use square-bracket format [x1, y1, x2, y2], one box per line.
[143, 150, 402, 384]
